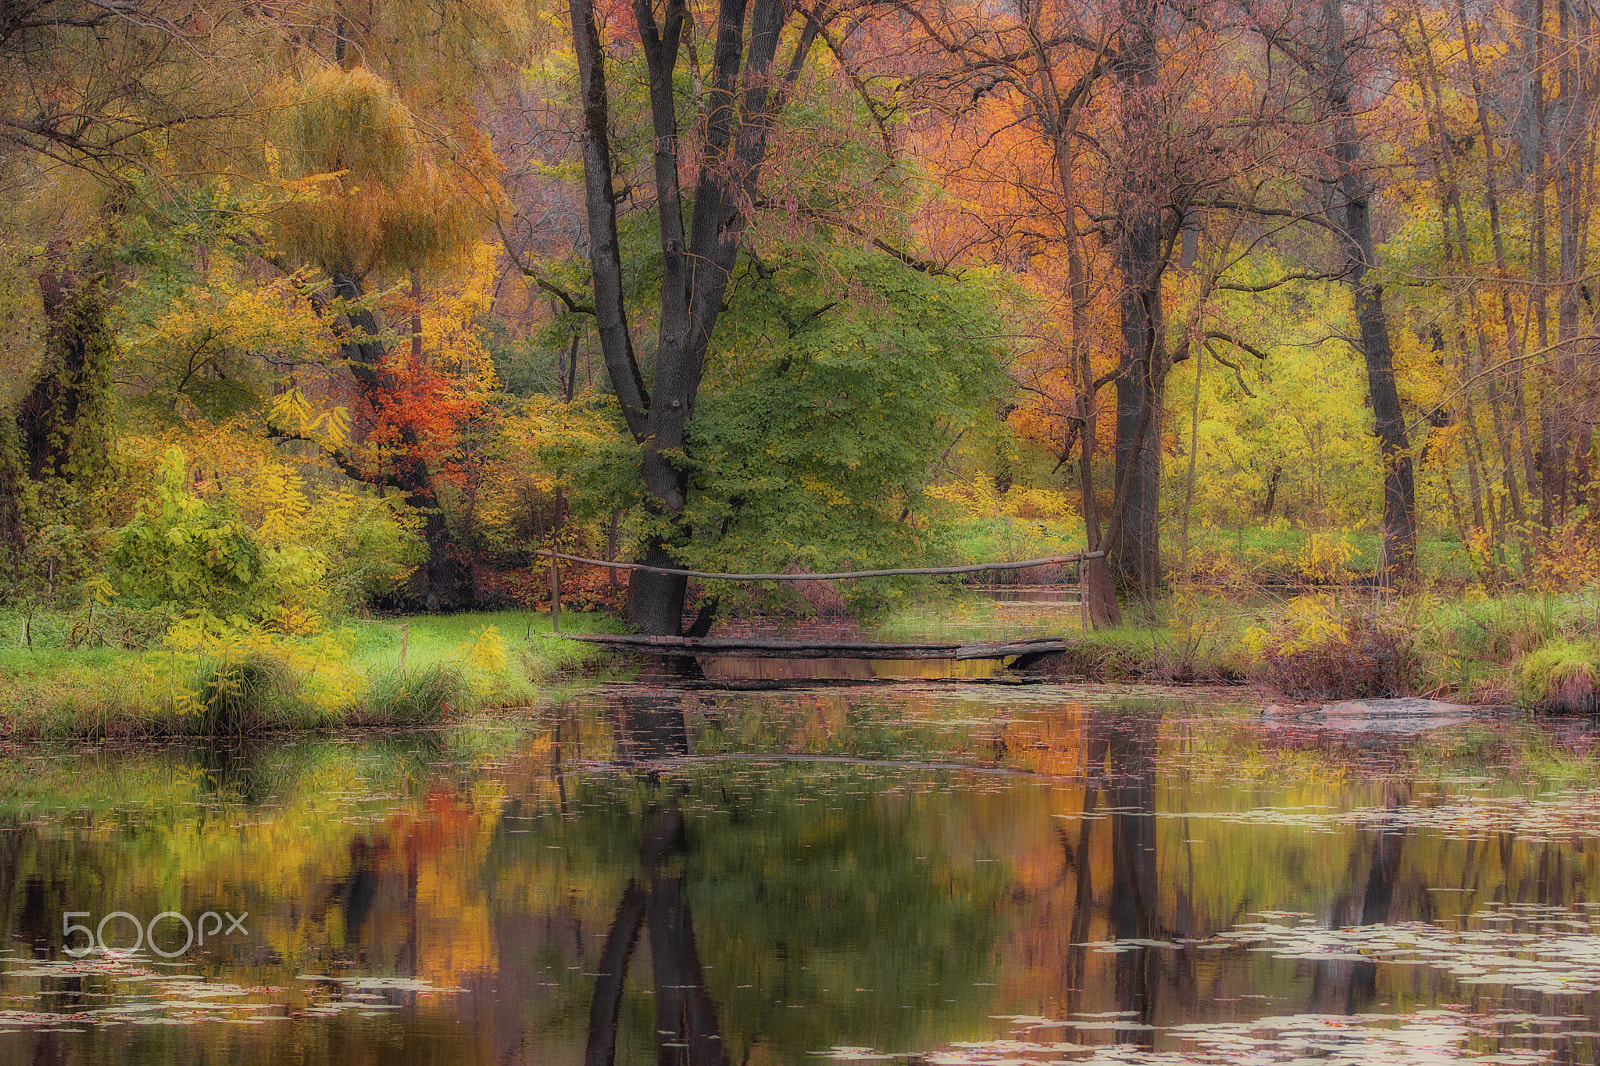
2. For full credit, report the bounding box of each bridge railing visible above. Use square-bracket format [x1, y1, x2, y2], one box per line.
[531, 550, 1105, 634]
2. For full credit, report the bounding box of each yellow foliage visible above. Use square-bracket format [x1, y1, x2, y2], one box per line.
[267, 387, 352, 451]
[408, 239, 501, 397]
[146, 616, 365, 716]
[453, 625, 508, 696]
[477, 395, 622, 551]
[273, 66, 489, 277]
[925, 481, 1076, 523]
[1298, 532, 1356, 584]
[1167, 585, 1221, 648]
[121, 263, 335, 387]
[1277, 595, 1349, 656]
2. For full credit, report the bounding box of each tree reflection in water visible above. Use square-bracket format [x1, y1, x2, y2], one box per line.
[587, 694, 727, 1066]
[1093, 711, 1163, 1047]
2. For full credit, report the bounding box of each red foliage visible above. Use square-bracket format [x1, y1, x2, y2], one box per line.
[354, 350, 485, 488]
[476, 564, 629, 613]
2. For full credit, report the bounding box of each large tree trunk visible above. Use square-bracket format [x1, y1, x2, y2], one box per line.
[330, 270, 470, 610]
[1322, 0, 1417, 589]
[1106, 0, 1167, 598]
[569, 0, 814, 634]
[1113, 363, 1163, 595]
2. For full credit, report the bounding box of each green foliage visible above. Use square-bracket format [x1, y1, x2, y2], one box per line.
[305, 489, 429, 608]
[107, 447, 317, 622]
[676, 245, 1011, 608]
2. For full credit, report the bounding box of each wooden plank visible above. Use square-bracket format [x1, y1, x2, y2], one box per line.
[953, 640, 1072, 660]
[564, 634, 1073, 661]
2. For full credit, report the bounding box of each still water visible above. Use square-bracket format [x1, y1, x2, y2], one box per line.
[2, 683, 1599, 1064]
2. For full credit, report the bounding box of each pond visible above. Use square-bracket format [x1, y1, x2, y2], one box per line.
[2, 682, 1599, 1064]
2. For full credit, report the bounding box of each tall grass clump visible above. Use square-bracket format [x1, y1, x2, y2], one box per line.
[351, 664, 467, 726]
[189, 652, 302, 735]
[1518, 640, 1600, 714]
[1427, 595, 1556, 663]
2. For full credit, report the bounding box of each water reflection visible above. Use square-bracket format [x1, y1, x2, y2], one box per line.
[587, 693, 725, 1066]
[1, 687, 1599, 1064]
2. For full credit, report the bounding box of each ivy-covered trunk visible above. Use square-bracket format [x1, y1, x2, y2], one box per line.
[0, 422, 28, 583]
[16, 261, 113, 487]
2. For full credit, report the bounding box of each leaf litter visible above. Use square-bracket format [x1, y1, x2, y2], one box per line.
[1212, 903, 1600, 995]
[0, 949, 459, 1031]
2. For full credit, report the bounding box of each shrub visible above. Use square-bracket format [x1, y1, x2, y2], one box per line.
[1245, 597, 1419, 699]
[109, 447, 321, 624]
[1518, 640, 1600, 714]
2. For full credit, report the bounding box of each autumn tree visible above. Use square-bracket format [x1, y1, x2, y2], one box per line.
[905, 0, 1297, 610]
[269, 65, 491, 608]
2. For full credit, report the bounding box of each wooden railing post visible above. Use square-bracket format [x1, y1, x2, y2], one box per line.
[550, 547, 561, 634]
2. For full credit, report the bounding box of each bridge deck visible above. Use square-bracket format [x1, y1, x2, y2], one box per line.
[565, 634, 1072, 662]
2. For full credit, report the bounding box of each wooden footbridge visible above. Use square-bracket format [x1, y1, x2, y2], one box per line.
[535, 549, 1103, 670]
[565, 633, 1076, 669]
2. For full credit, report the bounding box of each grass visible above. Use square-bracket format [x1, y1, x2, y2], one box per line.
[5, 572, 1599, 736]
[1517, 640, 1600, 714]
[190, 652, 309, 735]
[0, 607, 621, 739]
[875, 581, 1600, 706]
[349, 663, 470, 726]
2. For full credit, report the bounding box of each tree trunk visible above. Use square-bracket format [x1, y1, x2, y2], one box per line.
[1113, 365, 1163, 594]
[624, 539, 688, 639]
[1051, 84, 1121, 626]
[569, 0, 815, 634]
[17, 259, 112, 487]
[1107, 0, 1167, 598]
[1322, 0, 1417, 589]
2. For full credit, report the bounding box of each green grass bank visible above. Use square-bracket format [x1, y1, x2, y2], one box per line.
[0, 609, 619, 740]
